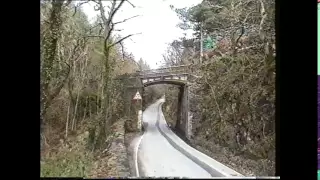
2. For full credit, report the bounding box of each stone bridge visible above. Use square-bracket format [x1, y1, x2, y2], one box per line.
[118, 64, 195, 139]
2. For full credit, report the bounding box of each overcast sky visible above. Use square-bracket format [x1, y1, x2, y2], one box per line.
[81, 0, 201, 69]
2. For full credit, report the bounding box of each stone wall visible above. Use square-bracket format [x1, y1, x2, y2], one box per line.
[187, 76, 203, 139]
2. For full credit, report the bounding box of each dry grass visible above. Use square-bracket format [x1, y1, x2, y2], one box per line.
[40, 131, 94, 177]
[41, 107, 131, 178]
[194, 53, 275, 161]
[190, 137, 275, 176]
[88, 119, 130, 178]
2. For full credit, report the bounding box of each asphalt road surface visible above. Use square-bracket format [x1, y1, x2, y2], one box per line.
[137, 99, 212, 178]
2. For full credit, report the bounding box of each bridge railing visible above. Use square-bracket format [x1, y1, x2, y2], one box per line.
[138, 64, 191, 76]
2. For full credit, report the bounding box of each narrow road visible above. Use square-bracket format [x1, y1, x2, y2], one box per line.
[137, 99, 212, 178]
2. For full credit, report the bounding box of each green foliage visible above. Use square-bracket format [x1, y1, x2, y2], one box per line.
[174, 0, 275, 44]
[41, 131, 94, 177]
[41, 150, 93, 177]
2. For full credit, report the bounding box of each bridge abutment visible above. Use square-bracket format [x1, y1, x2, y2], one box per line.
[117, 74, 143, 132]
[121, 65, 193, 135]
[175, 84, 191, 139]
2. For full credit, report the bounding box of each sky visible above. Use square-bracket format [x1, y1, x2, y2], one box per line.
[81, 0, 201, 69]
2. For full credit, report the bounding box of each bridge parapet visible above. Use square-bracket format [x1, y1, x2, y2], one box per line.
[141, 73, 189, 85]
[138, 64, 191, 76]
[138, 64, 191, 86]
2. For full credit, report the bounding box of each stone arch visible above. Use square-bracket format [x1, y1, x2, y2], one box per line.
[141, 80, 190, 138]
[142, 79, 186, 87]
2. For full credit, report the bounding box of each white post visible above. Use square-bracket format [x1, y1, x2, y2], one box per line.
[138, 110, 142, 131]
[200, 22, 203, 64]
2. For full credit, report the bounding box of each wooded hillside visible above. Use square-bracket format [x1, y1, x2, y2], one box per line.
[40, 0, 143, 177]
[161, 0, 275, 176]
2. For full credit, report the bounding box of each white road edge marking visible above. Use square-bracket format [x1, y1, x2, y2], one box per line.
[158, 104, 243, 177]
[134, 133, 144, 177]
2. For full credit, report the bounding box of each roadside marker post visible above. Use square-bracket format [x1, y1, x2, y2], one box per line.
[133, 91, 143, 131]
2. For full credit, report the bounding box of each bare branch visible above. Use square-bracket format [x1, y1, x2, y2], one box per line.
[86, 23, 104, 35]
[41, 19, 51, 25]
[242, 11, 255, 25]
[104, 23, 115, 50]
[64, 60, 71, 70]
[125, 0, 136, 8]
[47, 62, 71, 105]
[97, 0, 118, 38]
[107, 0, 125, 26]
[72, 1, 89, 16]
[119, 41, 126, 61]
[86, 35, 104, 38]
[96, 0, 128, 51]
[235, 26, 245, 47]
[94, 0, 114, 50]
[114, 15, 140, 25]
[65, 0, 72, 7]
[109, 33, 142, 48]
[258, 0, 267, 40]
[209, 5, 224, 9]
[129, 38, 136, 43]
[48, 72, 70, 105]
[73, 1, 90, 16]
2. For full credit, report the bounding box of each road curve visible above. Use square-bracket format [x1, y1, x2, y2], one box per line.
[137, 99, 212, 178]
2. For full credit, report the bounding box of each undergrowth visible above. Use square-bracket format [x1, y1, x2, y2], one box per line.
[161, 51, 275, 176]
[41, 131, 93, 177]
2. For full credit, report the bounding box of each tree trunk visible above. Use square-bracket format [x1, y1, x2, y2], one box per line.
[66, 99, 71, 138]
[41, 1, 64, 121]
[72, 88, 80, 131]
[82, 96, 88, 121]
[89, 97, 92, 117]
